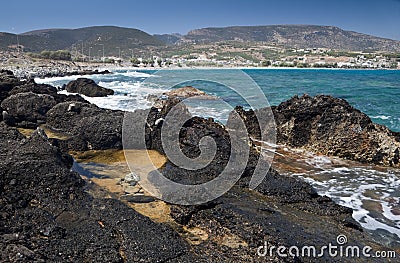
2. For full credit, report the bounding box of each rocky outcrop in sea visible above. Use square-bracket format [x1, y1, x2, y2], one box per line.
[237, 94, 400, 167]
[64, 78, 114, 97]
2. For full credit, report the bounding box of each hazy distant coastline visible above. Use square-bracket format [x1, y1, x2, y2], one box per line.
[1, 25, 400, 77]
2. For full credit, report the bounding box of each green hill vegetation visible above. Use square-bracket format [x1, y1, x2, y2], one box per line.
[0, 26, 165, 58]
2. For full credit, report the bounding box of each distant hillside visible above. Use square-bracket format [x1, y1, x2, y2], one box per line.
[0, 26, 165, 56]
[185, 25, 400, 52]
[0, 32, 43, 51]
[154, 33, 183, 45]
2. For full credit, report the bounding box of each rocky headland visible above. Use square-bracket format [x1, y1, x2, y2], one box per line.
[0, 70, 398, 262]
[236, 94, 400, 167]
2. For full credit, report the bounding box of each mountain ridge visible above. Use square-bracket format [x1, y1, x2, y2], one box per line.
[180, 25, 400, 52]
[1, 25, 400, 55]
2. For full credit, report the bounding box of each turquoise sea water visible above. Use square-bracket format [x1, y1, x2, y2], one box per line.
[247, 69, 400, 132]
[169, 69, 400, 132]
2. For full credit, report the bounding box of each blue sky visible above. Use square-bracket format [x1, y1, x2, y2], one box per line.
[2, 0, 400, 40]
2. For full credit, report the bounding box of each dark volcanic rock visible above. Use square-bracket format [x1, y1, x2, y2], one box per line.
[168, 185, 388, 263]
[65, 78, 114, 97]
[250, 168, 357, 220]
[273, 94, 400, 166]
[157, 116, 232, 187]
[9, 80, 58, 96]
[53, 93, 89, 104]
[0, 70, 23, 98]
[0, 85, 393, 262]
[127, 99, 237, 186]
[273, 94, 371, 146]
[46, 102, 123, 151]
[0, 123, 194, 262]
[9, 79, 88, 104]
[124, 98, 194, 153]
[0, 72, 88, 124]
[1, 92, 57, 128]
[146, 97, 353, 214]
[0, 70, 25, 121]
[239, 94, 400, 167]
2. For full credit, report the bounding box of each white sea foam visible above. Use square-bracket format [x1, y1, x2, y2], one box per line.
[35, 71, 170, 111]
[305, 156, 332, 168]
[371, 115, 391, 120]
[186, 105, 231, 123]
[353, 210, 400, 238]
[115, 71, 154, 78]
[35, 74, 96, 85]
[299, 166, 400, 241]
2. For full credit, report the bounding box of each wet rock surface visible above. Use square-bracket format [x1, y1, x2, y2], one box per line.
[0, 123, 194, 262]
[141, 95, 394, 261]
[65, 78, 114, 97]
[149, 86, 216, 108]
[124, 97, 392, 261]
[169, 186, 388, 263]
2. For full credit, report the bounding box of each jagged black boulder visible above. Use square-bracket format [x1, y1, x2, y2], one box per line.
[1, 92, 57, 128]
[273, 94, 400, 166]
[0, 70, 23, 100]
[238, 94, 400, 167]
[9, 80, 58, 96]
[46, 102, 123, 151]
[65, 78, 114, 97]
[0, 70, 25, 121]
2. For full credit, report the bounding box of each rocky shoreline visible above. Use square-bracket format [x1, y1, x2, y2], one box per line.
[0, 52, 113, 79]
[0, 69, 398, 262]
